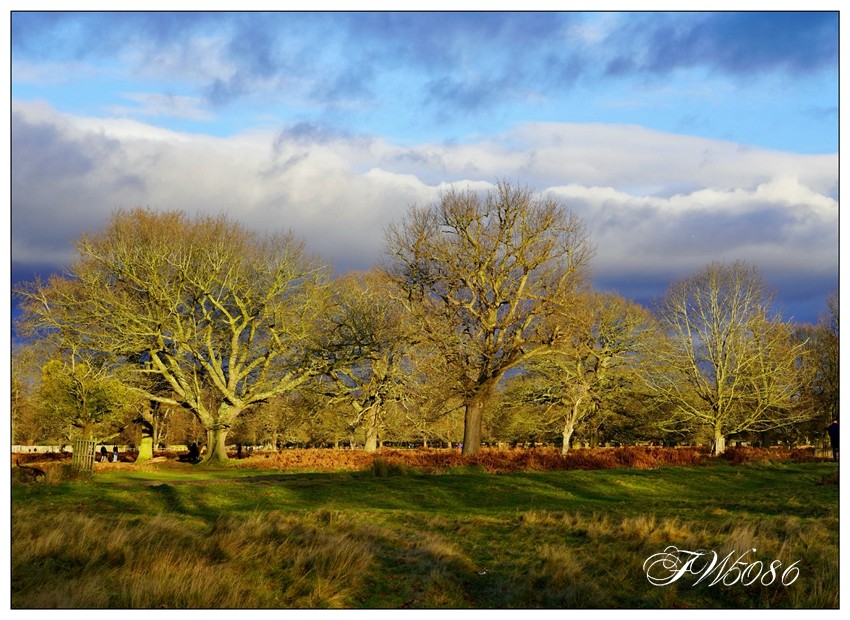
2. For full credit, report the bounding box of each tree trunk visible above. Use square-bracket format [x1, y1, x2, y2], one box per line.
[136, 436, 154, 463]
[461, 399, 484, 456]
[202, 426, 230, 464]
[461, 379, 499, 457]
[561, 417, 576, 456]
[713, 428, 726, 455]
[363, 404, 380, 453]
[560, 397, 584, 456]
[134, 409, 155, 464]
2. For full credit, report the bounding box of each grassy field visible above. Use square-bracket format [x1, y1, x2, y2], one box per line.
[11, 454, 839, 608]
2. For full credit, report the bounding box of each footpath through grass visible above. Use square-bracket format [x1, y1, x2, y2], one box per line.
[11, 460, 839, 608]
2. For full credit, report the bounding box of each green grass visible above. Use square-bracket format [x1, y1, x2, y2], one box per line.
[11, 461, 839, 608]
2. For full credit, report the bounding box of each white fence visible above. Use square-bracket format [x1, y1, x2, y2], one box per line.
[12, 445, 71, 454]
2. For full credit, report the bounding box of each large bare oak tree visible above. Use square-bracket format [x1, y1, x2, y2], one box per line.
[384, 181, 593, 456]
[16, 209, 329, 463]
[650, 261, 813, 454]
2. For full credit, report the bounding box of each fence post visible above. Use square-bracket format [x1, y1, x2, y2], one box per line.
[72, 439, 96, 471]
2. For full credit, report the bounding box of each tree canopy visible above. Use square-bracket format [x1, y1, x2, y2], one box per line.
[384, 180, 594, 455]
[16, 209, 330, 462]
[650, 261, 814, 454]
[12, 188, 831, 458]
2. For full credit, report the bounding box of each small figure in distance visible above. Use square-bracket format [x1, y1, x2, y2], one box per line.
[100, 445, 108, 463]
[112, 445, 119, 463]
[827, 419, 839, 462]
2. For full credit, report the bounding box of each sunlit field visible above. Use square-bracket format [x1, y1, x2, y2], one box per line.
[11, 448, 838, 609]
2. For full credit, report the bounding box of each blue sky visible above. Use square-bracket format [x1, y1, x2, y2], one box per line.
[8, 8, 840, 325]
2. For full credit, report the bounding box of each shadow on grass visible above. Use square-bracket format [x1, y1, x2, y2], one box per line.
[36, 461, 832, 528]
[11, 462, 839, 608]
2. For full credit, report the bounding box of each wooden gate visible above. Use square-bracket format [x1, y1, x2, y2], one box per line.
[72, 439, 96, 471]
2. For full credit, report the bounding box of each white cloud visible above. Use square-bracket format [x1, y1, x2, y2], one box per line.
[113, 32, 247, 95]
[11, 101, 837, 318]
[12, 59, 104, 85]
[106, 92, 215, 121]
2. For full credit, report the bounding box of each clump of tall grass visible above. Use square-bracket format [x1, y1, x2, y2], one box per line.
[513, 544, 603, 607]
[615, 514, 696, 548]
[817, 470, 839, 485]
[45, 463, 94, 484]
[12, 506, 374, 608]
[368, 457, 411, 477]
[11, 462, 96, 486]
[393, 533, 477, 607]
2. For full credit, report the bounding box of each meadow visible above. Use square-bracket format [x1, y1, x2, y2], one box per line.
[11, 448, 839, 609]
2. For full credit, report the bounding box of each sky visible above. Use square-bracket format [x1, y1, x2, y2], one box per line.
[7, 7, 841, 327]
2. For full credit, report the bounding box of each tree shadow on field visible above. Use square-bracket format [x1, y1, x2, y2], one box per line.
[144, 483, 187, 513]
[108, 469, 615, 517]
[329, 507, 517, 608]
[93, 462, 838, 527]
[141, 482, 223, 518]
[251, 470, 630, 516]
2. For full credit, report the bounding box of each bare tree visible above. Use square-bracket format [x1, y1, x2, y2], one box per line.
[16, 209, 330, 463]
[318, 269, 412, 451]
[11, 342, 49, 445]
[796, 291, 839, 438]
[384, 180, 593, 456]
[501, 292, 657, 453]
[650, 261, 812, 454]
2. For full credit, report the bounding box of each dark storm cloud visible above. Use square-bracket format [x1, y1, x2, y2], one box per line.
[11, 109, 148, 281]
[226, 17, 281, 79]
[203, 13, 316, 106]
[12, 12, 581, 117]
[766, 273, 838, 323]
[11, 110, 143, 191]
[205, 75, 256, 107]
[360, 12, 585, 115]
[594, 270, 836, 326]
[274, 122, 355, 146]
[347, 12, 568, 69]
[11, 111, 94, 179]
[543, 52, 585, 88]
[309, 65, 376, 103]
[426, 75, 514, 112]
[610, 12, 837, 77]
[13, 12, 837, 124]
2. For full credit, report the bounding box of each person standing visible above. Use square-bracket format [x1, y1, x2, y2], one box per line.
[100, 445, 108, 463]
[827, 420, 839, 462]
[112, 445, 119, 463]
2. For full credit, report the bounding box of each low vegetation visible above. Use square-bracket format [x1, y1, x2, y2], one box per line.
[11, 449, 838, 609]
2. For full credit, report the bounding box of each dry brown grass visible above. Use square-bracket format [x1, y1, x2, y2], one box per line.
[11, 506, 375, 608]
[12, 459, 838, 609]
[13, 444, 826, 478]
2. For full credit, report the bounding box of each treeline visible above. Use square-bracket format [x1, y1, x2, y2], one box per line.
[12, 181, 838, 463]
